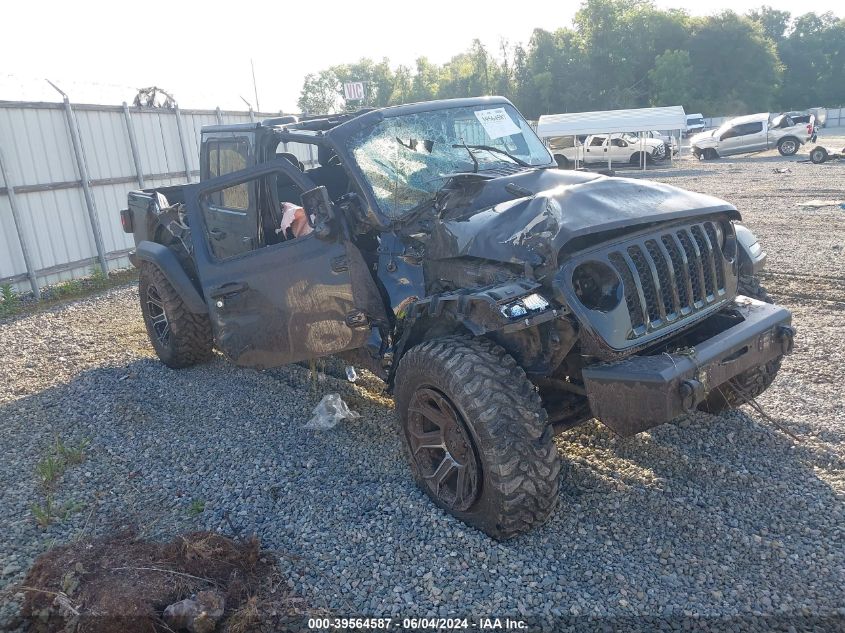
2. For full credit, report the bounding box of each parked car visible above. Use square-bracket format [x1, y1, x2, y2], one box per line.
[684, 113, 705, 137]
[691, 112, 815, 159]
[121, 96, 793, 540]
[644, 130, 679, 157]
[550, 133, 667, 168]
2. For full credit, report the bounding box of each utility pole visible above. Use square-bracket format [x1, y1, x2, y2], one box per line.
[251, 59, 260, 112]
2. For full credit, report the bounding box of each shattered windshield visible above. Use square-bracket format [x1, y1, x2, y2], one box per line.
[348, 104, 553, 220]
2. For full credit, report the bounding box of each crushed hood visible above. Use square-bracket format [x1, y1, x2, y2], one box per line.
[691, 130, 717, 145]
[424, 168, 737, 267]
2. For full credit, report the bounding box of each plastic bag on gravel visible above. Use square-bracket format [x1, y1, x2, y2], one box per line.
[305, 393, 361, 429]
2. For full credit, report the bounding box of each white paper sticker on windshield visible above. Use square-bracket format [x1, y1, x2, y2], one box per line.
[474, 108, 521, 139]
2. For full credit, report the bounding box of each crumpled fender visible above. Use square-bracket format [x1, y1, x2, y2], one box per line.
[735, 223, 767, 276]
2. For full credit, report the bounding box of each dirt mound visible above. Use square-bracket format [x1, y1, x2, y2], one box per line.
[16, 531, 305, 632]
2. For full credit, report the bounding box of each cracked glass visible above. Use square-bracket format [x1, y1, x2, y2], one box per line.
[349, 104, 552, 220]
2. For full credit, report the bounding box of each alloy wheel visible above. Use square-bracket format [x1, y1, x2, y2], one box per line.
[406, 387, 481, 512]
[145, 285, 170, 346]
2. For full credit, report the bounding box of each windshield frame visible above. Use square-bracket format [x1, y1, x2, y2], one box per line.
[323, 97, 553, 229]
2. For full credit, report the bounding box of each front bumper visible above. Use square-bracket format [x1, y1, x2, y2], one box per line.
[582, 297, 794, 436]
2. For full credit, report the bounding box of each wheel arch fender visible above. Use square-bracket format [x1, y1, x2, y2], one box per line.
[130, 241, 208, 314]
[388, 313, 474, 388]
[735, 223, 767, 277]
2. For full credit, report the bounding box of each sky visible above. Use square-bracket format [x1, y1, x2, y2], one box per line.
[1, 0, 843, 112]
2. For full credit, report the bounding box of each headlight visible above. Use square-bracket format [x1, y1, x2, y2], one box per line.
[572, 261, 622, 312]
[500, 293, 549, 318]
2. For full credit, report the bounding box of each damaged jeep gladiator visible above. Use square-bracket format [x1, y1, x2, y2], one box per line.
[121, 97, 794, 540]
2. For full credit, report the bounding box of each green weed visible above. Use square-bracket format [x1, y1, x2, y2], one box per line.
[188, 499, 206, 517]
[30, 497, 86, 528]
[36, 455, 65, 489]
[89, 266, 110, 289]
[51, 278, 85, 299]
[0, 283, 20, 317]
[54, 436, 90, 466]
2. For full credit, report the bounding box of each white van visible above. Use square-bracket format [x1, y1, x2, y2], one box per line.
[685, 113, 705, 136]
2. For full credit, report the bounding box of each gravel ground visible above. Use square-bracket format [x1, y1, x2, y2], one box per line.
[1, 154, 844, 632]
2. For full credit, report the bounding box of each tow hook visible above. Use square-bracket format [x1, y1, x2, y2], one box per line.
[679, 379, 706, 412]
[777, 325, 796, 355]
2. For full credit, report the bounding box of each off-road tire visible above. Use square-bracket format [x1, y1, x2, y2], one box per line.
[700, 276, 782, 413]
[810, 147, 828, 164]
[777, 137, 799, 156]
[394, 336, 561, 540]
[138, 262, 213, 369]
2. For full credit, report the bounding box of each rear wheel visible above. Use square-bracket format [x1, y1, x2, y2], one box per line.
[138, 263, 213, 369]
[700, 276, 782, 413]
[810, 147, 828, 164]
[395, 336, 561, 540]
[777, 138, 799, 156]
[554, 154, 571, 169]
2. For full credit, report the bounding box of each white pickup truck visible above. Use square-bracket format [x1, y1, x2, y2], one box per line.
[691, 112, 815, 159]
[550, 133, 667, 168]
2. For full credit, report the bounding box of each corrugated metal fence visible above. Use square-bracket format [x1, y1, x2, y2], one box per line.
[0, 100, 304, 296]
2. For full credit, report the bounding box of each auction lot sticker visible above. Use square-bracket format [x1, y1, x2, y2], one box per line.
[474, 108, 521, 139]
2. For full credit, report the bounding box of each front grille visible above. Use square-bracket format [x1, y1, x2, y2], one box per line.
[606, 221, 731, 340]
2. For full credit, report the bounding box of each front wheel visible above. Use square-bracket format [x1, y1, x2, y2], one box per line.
[394, 336, 561, 540]
[700, 276, 783, 413]
[138, 263, 213, 369]
[810, 147, 828, 164]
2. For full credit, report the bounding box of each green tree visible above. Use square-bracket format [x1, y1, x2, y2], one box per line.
[747, 5, 791, 43]
[411, 57, 440, 102]
[297, 70, 342, 114]
[575, 0, 689, 108]
[390, 65, 413, 105]
[648, 49, 694, 106]
[296, 0, 841, 119]
[778, 12, 845, 107]
[687, 11, 782, 114]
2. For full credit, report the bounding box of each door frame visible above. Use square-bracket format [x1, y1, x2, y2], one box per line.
[184, 159, 383, 368]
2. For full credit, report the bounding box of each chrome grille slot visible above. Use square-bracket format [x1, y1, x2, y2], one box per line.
[645, 239, 678, 320]
[597, 221, 732, 342]
[608, 252, 646, 333]
[661, 235, 692, 311]
[691, 224, 717, 298]
[627, 246, 663, 324]
[676, 230, 706, 305]
[703, 222, 726, 291]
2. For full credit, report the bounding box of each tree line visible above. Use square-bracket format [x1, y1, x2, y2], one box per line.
[296, 0, 845, 119]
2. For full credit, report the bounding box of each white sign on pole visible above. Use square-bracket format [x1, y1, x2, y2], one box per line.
[343, 82, 366, 101]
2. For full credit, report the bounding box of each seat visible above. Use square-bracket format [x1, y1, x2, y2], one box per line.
[277, 152, 304, 172]
[306, 145, 349, 200]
